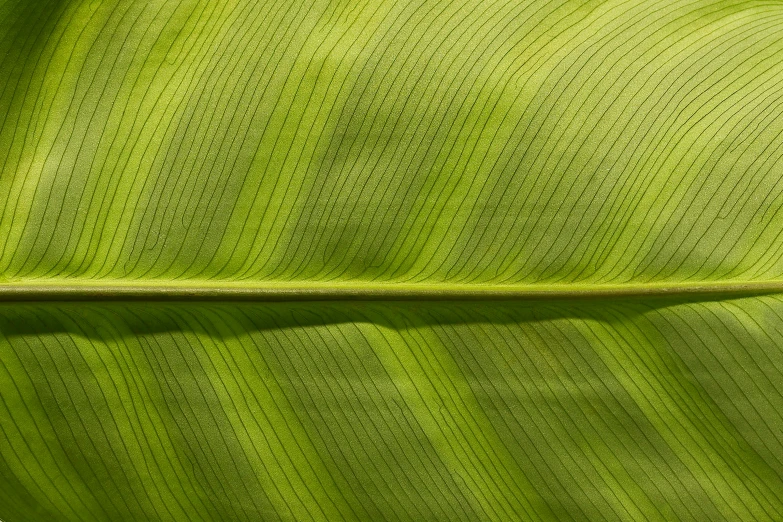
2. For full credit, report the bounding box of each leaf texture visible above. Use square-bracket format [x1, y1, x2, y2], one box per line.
[3, 0, 783, 285]
[2, 0, 783, 520]
[2, 299, 783, 521]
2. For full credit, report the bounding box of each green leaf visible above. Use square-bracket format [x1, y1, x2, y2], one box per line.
[2, 0, 783, 520]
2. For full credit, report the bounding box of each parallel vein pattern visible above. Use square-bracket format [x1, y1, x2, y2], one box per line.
[3, 0, 783, 284]
[5, 0, 783, 520]
[2, 297, 783, 521]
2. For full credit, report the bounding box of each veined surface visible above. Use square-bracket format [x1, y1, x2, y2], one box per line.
[3, 0, 783, 520]
[2, 299, 783, 521]
[3, 0, 783, 285]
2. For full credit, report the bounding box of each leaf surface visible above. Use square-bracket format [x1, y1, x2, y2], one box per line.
[2, 0, 783, 519]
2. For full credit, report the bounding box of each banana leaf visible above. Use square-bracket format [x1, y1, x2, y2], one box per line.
[2, 0, 783, 519]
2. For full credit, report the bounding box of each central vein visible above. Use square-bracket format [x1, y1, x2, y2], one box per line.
[0, 280, 781, 301]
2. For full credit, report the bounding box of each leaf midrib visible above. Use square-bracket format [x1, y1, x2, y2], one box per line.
[0, 280, 782, 301]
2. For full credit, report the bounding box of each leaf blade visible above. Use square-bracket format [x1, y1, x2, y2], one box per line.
[3, 299, 783, 520]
